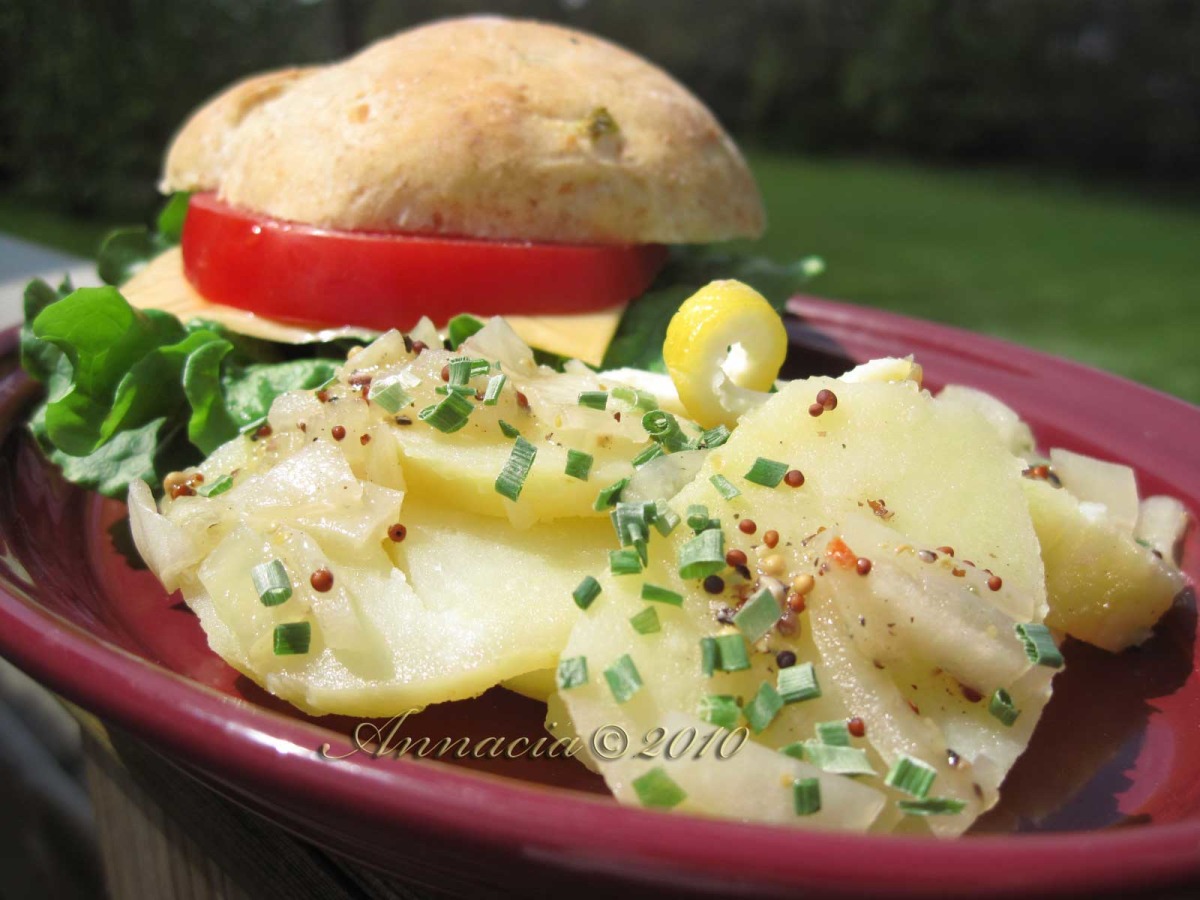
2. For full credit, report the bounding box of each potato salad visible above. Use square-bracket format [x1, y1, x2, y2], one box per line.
[128, 281, 1189, 836]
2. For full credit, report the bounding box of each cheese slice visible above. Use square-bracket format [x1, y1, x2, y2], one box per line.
[120, 247, 625, 365]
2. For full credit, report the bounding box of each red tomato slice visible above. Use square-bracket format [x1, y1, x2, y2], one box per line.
[180, 193, 667, 331]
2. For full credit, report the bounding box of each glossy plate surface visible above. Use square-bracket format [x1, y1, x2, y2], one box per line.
[0, 298, 1197, 897]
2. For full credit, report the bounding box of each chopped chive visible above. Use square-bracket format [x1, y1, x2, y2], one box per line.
[686, 504, 719, 533]
[698, 695, 742, 730]
[744, 457, 789, 488]
[793, 778, 822, 816]
[653, 501, 681, 537]
[677, 528, 725, 579]
[367, 375, 414, 413]
[630, 606, 661, 635]
[1015, 623, 1064, 668]
[815, 721, 852, 747]
[482, 373, 507, 405]
[418, 392, 474, 433]
[609, 548, 643, 575]
[710, 474, 741, 500]
[272, 621, 311, 656]
[700, 637, 718, 676]
[988, 688, 1021, 726]
[572, 575, 602, 610]
[578, 390, 608, 411]
[799, 742, 876, 776]
[712, 633, 751, 672]
[197, 473, 234, 497]
[778, 662, 821, 703]
[744, 682, 784, 733]
[631, 443, 665, 469]
[642, 410, 688, 452]
[593, 477, 629, 511]
[898, 797, 967, 816]
[632, 767, 686, 809]
[447, 356, 488, 385]
[435, 384, 477, 397]
[565, 449, 594, 481]
[495, 436, 537, 501]
[611, 385, 659, 411]
[885, 755, 938, 799]
[734, 588, 782, 642]
[698, 424, 731, 449]
[556, 656, 589, 690]
[612, 501, 654, 544]
[641, 583, 683, 607]
[498, 419, 521, 439]
[604, 654, 643, 703]
[251, 559, 292, 607]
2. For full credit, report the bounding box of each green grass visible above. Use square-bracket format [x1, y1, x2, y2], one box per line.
[0, 195, 115, 259]
[742, 153, 1200, 405]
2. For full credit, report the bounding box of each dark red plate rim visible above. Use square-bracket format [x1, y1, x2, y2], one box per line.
[1, 299, 1198, 898]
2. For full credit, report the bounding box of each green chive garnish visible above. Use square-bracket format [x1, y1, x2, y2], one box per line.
[609, 549, 643, 575]
[677, 528, 725, 579]
[885, 755, 938, 799]
[653, 501, 681, 537]
[565, 449, 594, 481]
[435, 384, 477, 397]
[578, 390, 608, 411]
[251, 559, 292, 607]
[793, 778, 821, 816]
[630, 607, 661, 635]
[1015, 623, 1064, 668]
[815, 721, 852, 746]
[988, 688, 1021, 726]
[712, 633, 751, 672]
[733, 587, 781, 641]
[778, 662, 821, 703]
[744, 682, 784, 733]
[482, 373, 506, 405]
[495, 436, 537, 501]
[419, 392, 474, 433]
[368, 375, 414, 413]
[641, 583, 683, 607]
[498, 419, 520, 439]
[710, 474, 741, 500]
[197, 473, 233, 497]
[744, 457, 789, 488]
[273, 621, 311, 656]
[630, 443, 664, 469]
[698, 695, 742, 730]
[698, 424, 731, 449]
[700, 637, 718, 676]
[593, 477, 629, 511]
[604, 654, 643, 703]
[642, 410, 688, 452]
[797, 742, 876, 776]
[556, 656, 588, 690]
[898, 797, 967, 816]
[686, 504, 719, 533]
[632, 767, 686, 809]
[447, 357, 488, 385]
[611, 385, 659, 411]
[572, 576, 602, 610]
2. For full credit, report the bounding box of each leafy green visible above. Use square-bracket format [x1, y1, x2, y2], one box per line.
[96, 191, 190, 286]
[445, 314, 485, 350]
[601, 247, 824, 372]
[21, 284, 348, 498]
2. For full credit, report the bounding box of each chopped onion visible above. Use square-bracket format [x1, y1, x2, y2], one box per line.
[623, 449, 708, 503]
[1050, 448, 1140, 533]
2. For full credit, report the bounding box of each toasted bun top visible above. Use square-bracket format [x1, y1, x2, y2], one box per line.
[162, 16, 764, 244]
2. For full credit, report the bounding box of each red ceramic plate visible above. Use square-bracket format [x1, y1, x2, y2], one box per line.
[0, 298, 1197, 897]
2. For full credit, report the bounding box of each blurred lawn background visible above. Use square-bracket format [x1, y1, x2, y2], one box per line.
[1, 0, 1197, 403]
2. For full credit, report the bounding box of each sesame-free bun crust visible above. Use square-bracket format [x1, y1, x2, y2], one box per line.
[162, 16, 764, 244]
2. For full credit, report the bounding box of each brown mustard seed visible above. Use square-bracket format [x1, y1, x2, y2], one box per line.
[855, 557, 873, 575]
[411, 340, 428, 356]
[952, 567, 966, 577]
[937, 545, 955, 557]
[395, 415, 412, 426]
[763, 530, 780, 549]
[725, 549, 748, 568]
[987, 575, 1003, 591]
[847, 716, 866, 738]
[331, 425, 347, 441]
[776, 611, 798, 636]
[791, 573, 815, 596]
[360, 433, 372, 445]
[960, 684, 984, 703]
[348, 371, 371, 387]
[316, 389, 332, 403]
[253, 424, 273, 440]
[786, 591, 807, 613]
[440, 365, 451, 382]
[808, 402, 824, 417]
[816, 388, 838, 410]
[388, 523, 407, 542]
[738, 518, 757, 535]
[918, 549, 937, 563]
[702, 574, 725, 594]
[310, 568, 334, 592]
[516, 391, 530, 410]
[784, 469, 805, 487]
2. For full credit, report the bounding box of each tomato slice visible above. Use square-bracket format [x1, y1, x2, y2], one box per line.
[180, 193, 667, 331]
